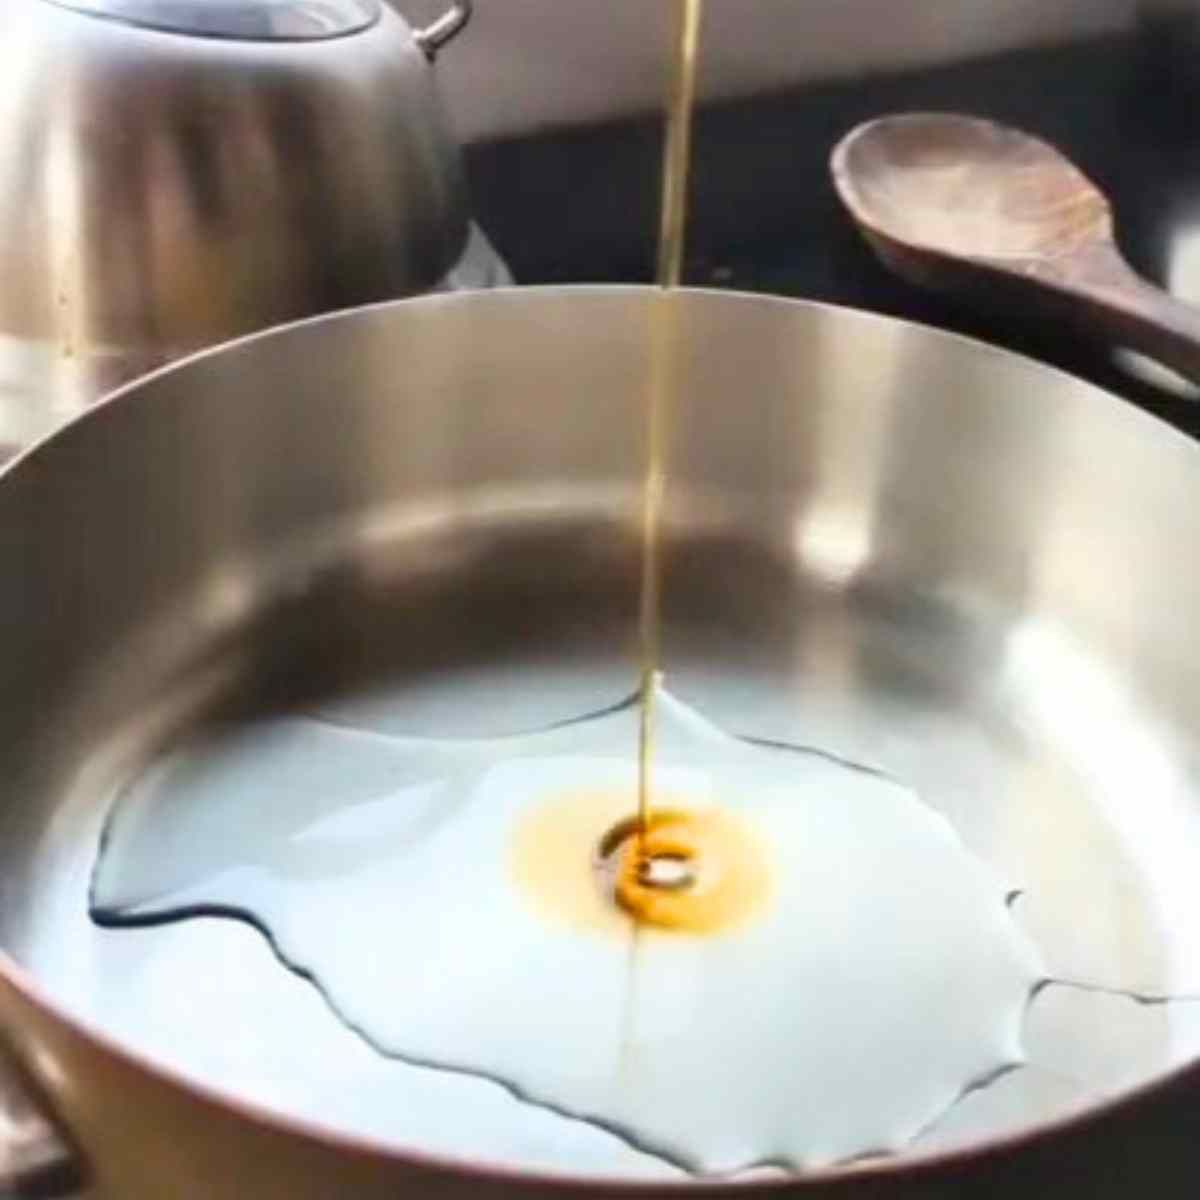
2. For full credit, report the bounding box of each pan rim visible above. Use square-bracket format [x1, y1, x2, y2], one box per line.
[2, 282, 1199, 1191]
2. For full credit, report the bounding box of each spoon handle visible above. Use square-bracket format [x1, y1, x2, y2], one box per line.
[1032, 240, 1200, 384]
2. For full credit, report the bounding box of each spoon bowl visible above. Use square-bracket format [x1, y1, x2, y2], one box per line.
[832, 112, 1200, 382]
[834, 113, 1112, 261]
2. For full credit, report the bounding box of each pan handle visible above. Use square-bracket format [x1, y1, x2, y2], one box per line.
[412, 0, 472, 58]
[0, 1051, 81, 1199]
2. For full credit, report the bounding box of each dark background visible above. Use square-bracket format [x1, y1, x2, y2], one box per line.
[465, 29, 1200, 438]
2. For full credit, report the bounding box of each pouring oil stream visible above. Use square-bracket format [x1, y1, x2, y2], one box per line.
[636, 0, 705, 859]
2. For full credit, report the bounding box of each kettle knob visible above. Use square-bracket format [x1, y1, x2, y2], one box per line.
[42, 0, 472, 52]
[41, 0, 384, 39]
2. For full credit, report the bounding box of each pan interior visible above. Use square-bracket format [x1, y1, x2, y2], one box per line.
[5, 289, 1200, 1180]
[10, 502, 1200, 1180]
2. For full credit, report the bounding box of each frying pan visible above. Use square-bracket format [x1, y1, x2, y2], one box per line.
[3, 287, 1200, 1198]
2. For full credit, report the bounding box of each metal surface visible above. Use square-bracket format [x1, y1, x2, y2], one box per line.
[4, 288, 1200, 1196]
[42, 0, 382, 39]
[0, 220, 511, 466]
[412, 0, 472, 57]
[0, 1050, 77, 1198]
[0, 0, 470, 459]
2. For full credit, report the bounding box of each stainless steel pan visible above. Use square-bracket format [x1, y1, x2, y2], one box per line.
[3, 287, 1200, 1197]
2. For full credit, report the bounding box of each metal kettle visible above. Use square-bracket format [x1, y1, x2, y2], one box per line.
[0, 0, 473, 454]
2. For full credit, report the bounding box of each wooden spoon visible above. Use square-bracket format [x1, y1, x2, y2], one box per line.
[831, 112, 1200, 381]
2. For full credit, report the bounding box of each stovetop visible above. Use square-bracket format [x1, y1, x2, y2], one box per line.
[466, 30, 1200, 442]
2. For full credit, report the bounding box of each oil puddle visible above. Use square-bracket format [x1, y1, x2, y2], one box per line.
[91, 684, 1043, 1174]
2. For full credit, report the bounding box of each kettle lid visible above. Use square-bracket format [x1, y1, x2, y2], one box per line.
[42, 0, 382, 40]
